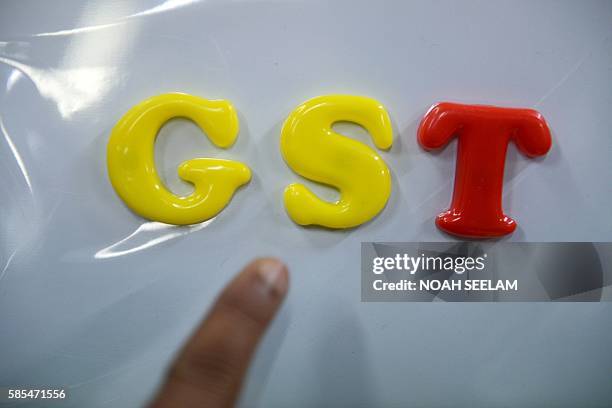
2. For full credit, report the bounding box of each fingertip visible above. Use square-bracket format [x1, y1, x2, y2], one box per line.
[248, 257, 289, 300]
[151, 258, 290, 408]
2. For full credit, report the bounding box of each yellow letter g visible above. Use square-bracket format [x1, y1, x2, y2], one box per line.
[107, 93, 251, 225]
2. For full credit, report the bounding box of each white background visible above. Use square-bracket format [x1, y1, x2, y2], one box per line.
[1, 0, 612, 406]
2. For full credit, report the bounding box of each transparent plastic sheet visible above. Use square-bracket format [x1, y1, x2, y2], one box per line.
[1, 1, 612, 406]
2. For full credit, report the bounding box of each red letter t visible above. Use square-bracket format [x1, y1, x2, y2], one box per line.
[418, 102, 552, 238]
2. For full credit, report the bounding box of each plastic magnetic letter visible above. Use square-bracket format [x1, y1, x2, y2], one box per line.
[280, 95, 393, 229]
[107, 93, 251, 225]
[418, 102, 552, 238]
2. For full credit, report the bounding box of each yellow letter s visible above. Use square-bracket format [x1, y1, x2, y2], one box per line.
[281, 95, 393, 229]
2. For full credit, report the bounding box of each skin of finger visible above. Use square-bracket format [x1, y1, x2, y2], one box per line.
[150, 258, 289, 408]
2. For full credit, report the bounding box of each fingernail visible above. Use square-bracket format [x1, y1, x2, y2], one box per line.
[255, 259, 288, 297]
